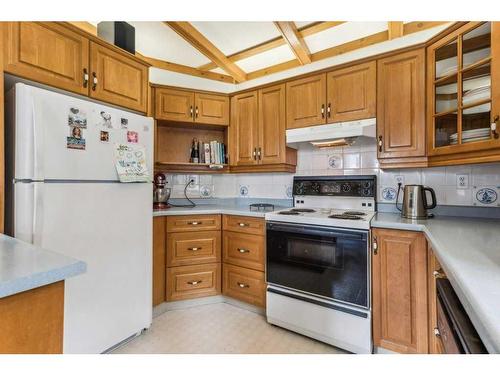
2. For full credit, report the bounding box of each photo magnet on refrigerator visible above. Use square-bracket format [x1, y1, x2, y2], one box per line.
[67, 125, 85, 150]
[127, 130, 138, 143]
[100, 130, 110, 143]
[98, 111, 113, 129]
[121, 118, 129, 129]
[68, 107, 87, 128]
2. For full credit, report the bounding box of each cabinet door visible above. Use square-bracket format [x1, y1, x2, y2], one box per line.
[89, 42, 148, 113]
[3, 22, 89, 95]
[377, 49, 426, 158]
[372, 228, 429, 353]
[230, 91, 259, 166]
[155, 88, 194, 122]
[194, 92, 229, 126]
[428, 246, 445, 354]
[153, 217, 166, 306]
[286, 74, 326, 129]
[326, 61, 376, 123]
[259, 84, 286, 164]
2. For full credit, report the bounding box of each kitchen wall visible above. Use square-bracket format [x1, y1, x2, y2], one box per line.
[166, 140, 500, 208]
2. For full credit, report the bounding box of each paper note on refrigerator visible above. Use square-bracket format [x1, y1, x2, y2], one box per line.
[114, 143, 150, 182]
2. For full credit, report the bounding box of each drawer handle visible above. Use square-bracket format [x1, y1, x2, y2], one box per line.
[237, 282, 249, 288]
[188, 221, 202, 225]
[238, 222, 248, 227]
[83, 68, 89, 88]
[188, 247, 202, 251]
[187, 280, 202, 286]
[91, 72, 98, 91]
[238, 248, 250, 253]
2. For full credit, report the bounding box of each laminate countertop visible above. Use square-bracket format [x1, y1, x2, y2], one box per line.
[372, 213, 500, 353]
[153, 204, 290, 218]
[0, 234, 86, 299]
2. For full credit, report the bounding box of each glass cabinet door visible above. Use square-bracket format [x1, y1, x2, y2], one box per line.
[430, 22, 497, 152]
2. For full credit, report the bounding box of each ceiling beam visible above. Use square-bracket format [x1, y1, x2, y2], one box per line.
[197, 21, 345, 71]
[136, 53, 235, 83]
[247, 21, 449, 81]
[388, 22, 404, 39]
[274, 22, 312, 65]
[165, 21, 247, 83]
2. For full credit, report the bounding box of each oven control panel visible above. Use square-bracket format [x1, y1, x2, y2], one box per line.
[293, 176, 376, 197]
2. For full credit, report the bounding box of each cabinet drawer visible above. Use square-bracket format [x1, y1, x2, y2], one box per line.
[166, 264, 221, 302]
[223, 231, 265, 271]
[167, 231, 221, 267]
[167, 215, 221, 233]
[223, 264, 266, 307]
[223, 215, 265, 235]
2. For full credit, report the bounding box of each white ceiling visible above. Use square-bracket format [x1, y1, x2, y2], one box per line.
[92, 21, 452, 92]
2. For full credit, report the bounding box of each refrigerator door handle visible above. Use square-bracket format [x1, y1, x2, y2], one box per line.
[32, 97, 44, 180]
[32, 182, 44, 246]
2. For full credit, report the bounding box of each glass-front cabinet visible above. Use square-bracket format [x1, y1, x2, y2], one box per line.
[428, 22, 500, 156]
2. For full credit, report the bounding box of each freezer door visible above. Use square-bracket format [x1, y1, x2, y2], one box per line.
[12, 83, 153, 181]
[29, 181, 153, 353]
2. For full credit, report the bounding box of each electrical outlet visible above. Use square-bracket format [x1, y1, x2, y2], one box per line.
[456, 174, 469, 189]
[395, 175, 404, 185]
[187, 175, 199, 185]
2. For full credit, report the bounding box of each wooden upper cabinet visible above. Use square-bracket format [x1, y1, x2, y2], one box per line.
[155, 88, 195, 122]
[286, 74, 326, 129]
[377, 49, 426, 159]
[326, 61, 376, 123]
[230, 91, 259, 166]
[372, 228, 429, 354]
[3, 22, 89, 95]
[194, 93, 229, 126]
[259, 84, 286, 164]
[89, 42, 148, 113]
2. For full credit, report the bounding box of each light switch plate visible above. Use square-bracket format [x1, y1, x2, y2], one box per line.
[457, 174, 469, 189]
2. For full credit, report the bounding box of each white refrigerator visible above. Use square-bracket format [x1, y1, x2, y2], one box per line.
[4, 83, 153, 353]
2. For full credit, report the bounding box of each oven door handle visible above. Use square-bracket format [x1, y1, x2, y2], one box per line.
[267, 223, 367, 240]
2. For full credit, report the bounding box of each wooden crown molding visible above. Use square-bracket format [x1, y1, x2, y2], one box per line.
[274, 21, 312, 65]
[197, 21, 345, 71]
[165, 21, 247, 83]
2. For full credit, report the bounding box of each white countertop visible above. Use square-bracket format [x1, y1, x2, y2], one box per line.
[0, 234, 86, 298]
[372, 213, 500, 353]
[153, 204, 290, 218]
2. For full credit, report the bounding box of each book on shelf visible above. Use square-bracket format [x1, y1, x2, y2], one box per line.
[190, 140, 226, 165]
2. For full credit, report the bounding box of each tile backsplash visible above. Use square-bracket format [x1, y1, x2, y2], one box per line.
[164, 140, 500, 208]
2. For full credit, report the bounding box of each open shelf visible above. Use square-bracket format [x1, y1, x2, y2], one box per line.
[155, 161, 229, 174]
[155, 121, 229, 174]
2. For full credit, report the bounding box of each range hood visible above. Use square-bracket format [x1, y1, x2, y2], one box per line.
[286, 118, 376, 147]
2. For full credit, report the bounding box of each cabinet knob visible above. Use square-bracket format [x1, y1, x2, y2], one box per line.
[327, 103, 331, 118]
[257, 147, 262, 160]
[378, 135, 383, 153]
[195, 106, 199, 118]
[434, 327, 441, 337]
[321, 104, 325, 118]
[188, 221, 201, 225]
[237, 282, 249, 288]
[190, 106, 194, 118]
[238, 222, 248, 227]
[238, 248, 249, 253]
[187, 280, 202, 286]
[372, 236, 378, 255]
[83, 68, 89, 88]
[253, 148, 257, 160]
[433, 270, 446, 279]
[91, 72, 98, 91]
[188, 247, 201, 251]
[491, 116, 499, 139]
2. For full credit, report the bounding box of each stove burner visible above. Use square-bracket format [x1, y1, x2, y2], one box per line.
[278, 211, 300, 215]
[328, 214, 363, 220]
[343, 211, 366, 216]
[290, 208, 316, 213]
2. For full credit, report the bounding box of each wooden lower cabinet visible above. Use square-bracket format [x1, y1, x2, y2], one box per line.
[222, 264, 266, 307]
[153, 217, 167, 306]
[428, 246, 445, 354]
[223, 231, 265, 271]
[167, 230, 221, 267]
[166, 263, 221, 302]
[167, 214, 221, 233]
[0, 281, 64, 353]
[372, 228, 429, 353]
[222, 214, 265, 236]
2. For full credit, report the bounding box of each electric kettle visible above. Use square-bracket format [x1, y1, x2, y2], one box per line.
[396, 184, 437, 219]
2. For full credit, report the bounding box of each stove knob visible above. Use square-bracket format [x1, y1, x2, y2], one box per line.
[341, 184, 351, 193]
[363, 188, 372, 196]
[295, 183, 305, 195]
[363, 181, 372, 189]
[311, 182, 320, 193]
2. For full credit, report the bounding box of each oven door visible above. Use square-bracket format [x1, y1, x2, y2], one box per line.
[266, 221, 369, 308]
